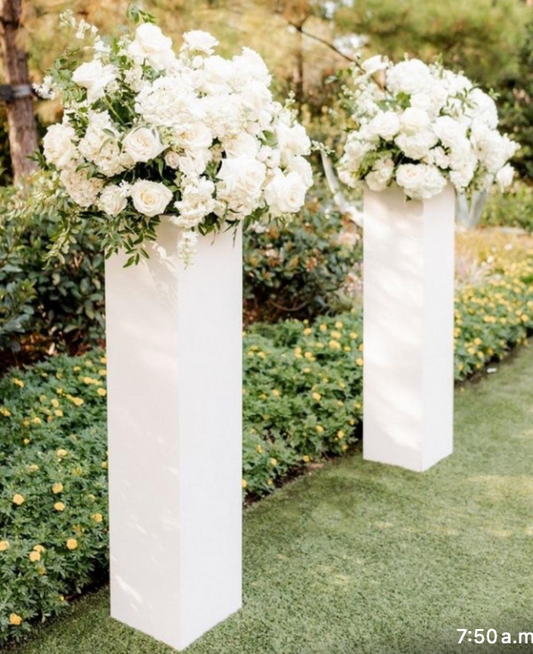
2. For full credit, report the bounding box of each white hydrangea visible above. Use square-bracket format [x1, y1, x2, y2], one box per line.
[396, 163, 447, 200]
[60, 167, 104, 207]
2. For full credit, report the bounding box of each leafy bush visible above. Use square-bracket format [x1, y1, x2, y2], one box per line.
[481, 184, 533, 233]
[244, 188, 361, 323]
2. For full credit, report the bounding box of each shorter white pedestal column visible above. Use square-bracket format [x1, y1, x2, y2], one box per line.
[105, 220, 242, 650]
[363, 186, 455, 472]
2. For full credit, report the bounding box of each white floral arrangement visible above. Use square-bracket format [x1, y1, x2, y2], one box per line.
[337, 55, 519, 201]
[36, 8, 312, 265]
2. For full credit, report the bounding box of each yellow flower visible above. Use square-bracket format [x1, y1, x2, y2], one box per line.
[241, 479, 248, 489]
[319, 324, 327, 332]
[97, 388, 107, 397]
[33, 545, 45, 553]
[356, 358, 364, 366]
[27, 464, 39, 473]
[23, 438, 30, 445]
[302, 455, 310, 463]
[70, 397, 84, 407]
[29, 550, 41, 562]
[267, 479, 274, 486]
[316, 425, 324, 434]
[98, 369, 107, 376]
[272, 389, 280, 397]
[329, 340, 341, 350]
[312, 392, 321, 401]
[12, 378, 24, 388]
[56, 449, 67, 458]
[52, 483, 64, 494]
[337, 430, 345, 440]
[358, 343, 364, 351]
[66, 538, 78, 550]
[73, 366, 81, 372]
[0, 540, 10, 551]
[335, 321, 344, 329]
[31, 417, 42, 425]
[349, 332, 358, 339]
[341, 444, 348, 452]
[54, 502, 65, 512]
[269, 458, 278, 467]
[0, 407, 11, 417]
[12, 494, 24, 506]
[100, 356, 107, 364]
[331, 330, 342, 339]
[9, 613, 22, 626]
[256, 444, 263, 454]
[51, 399, 60, 408]
[91, 513, 103, 523]
[101, 461, 108, 469]
[303, 328, 312, 336]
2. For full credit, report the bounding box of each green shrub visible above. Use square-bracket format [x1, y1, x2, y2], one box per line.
[481, 184, 533, 232]
[243, 187, 361, 324]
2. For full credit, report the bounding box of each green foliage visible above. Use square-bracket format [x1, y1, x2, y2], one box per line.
[243, 189, 360, 323]
[0, 185, 105, 358]
[481, 184, 533, 232]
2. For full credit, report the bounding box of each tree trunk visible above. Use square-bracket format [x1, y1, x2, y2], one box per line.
[0, 0, 38, 183]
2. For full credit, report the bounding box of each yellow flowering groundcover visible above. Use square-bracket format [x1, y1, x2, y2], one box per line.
[1, 256, 533, 644]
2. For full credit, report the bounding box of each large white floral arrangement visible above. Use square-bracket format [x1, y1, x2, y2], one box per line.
[337, 56, 519, 201]
[37, 8, 312, 264]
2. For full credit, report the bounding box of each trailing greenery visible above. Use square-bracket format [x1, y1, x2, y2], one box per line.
[2, 247, 533, 644]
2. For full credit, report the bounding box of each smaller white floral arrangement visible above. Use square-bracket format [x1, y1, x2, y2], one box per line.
[36, 7, 312, 265]
[337, 55, 519, 201]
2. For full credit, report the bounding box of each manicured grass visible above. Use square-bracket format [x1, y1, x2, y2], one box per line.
[14, 345, 533, 654]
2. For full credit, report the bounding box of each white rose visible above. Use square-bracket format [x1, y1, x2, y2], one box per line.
[182, 30, 219, 56]
[367, 111, 400, 141]
[433, 116, 467, 149]
[468, 88, 498, 129]
[123, 127, 165, 163]
[43, 123, 78, 168]
[496, 164, 514, 192]
[224, 133, 260, 159]
[396, 130, 438, 160]
[128, 23, 175, 71]
[400, 107, 430, 134]
[264, 170, 307, 216]
[98, 185, 128, 216]
[174, 122, 213, 151]
[165, 151, 181, 169]
[217, 156, 266, 200]
[396, 163, 447, 200]
[276, 122, 311, 160]
[365, 158, 394, 192]
[72, 60, 117, 102]
[232, 47, 271, 87]
[387, 59, 431, 96]
[130, 180, 173, 217]
[287, 155, 313, 189]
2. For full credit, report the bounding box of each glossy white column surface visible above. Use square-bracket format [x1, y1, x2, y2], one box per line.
[363, 186, 455, 472]
[105, 221, 242, 650]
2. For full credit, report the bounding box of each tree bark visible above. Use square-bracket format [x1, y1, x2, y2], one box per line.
[0, 0, 38, 183]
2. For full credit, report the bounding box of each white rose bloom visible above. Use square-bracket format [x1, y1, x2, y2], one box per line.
[136, 77, 199, 128]
[128, 23, 175, 71]
[396, 130, 438, 160]
[287, 155, 313, 188]
[43, 123, 78, 167]
[232, 48, 271, 87]
[197, 55, 236, 94]
[387, 59, 432, 95]
[449, 165, 475, 190]
[496, 164, 514, 191]
[182, 30, 219, 56]
[123, 127, 165, 163]
[257, 145, 281, 170]
[217, 156, 266, 201]
[165, 151, 181, 169]
[426, 146, 450, 169]
[98, 184, 128, 216]
[365, 158, 394, 192]
[468, 88, 499, 129]
[60, 167, 104, 208]
[400, 107, 431, 134]
[224, 133, 260, 159]
[396, 163, 447, 200]
[264, 170, 307, 216]
[72, 60, 117, 102]
[201, 95, 243, 140]
[433, 116, 467, 149]
[130, 180, 173, 216]
[367, 111, 400, 141]
[276, 122, 311, 161]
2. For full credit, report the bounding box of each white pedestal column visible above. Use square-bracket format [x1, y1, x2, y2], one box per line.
[105, 220, 242, 651]
[363, 186, 455, 472]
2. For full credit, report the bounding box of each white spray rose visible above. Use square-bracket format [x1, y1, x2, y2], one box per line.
[264, 170, 307, 216]
[43, 123, 78, 167]
[130, 180, 173, 217]
[72, 60, 117, 102]
[98, 185, 128, 216]
[123, 127, 165, 163]
[128, 23, 175, 70]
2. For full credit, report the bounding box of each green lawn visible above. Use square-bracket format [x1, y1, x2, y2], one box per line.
[14, 345, 533, 654]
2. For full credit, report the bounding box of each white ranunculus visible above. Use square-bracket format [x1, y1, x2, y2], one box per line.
[496, 164, 514, 192]
[367, 111, 400, 141]
[123, 127, 165, 163]
[128, 23, 175, 70]
[43, 123, 78, 167]
[98, 185, 128, 216]
[72, 60, 117, 102]
[217, 156, 266, 200]
[264, 170, 307, 216]
[400, 107, 430, 134]
[365, 158, 394, 192]
[130, 180, 173, 217]
[395, 130, 438, 160]
[182, 30, 219, 56]
[396, 163, 447, 200]
[387, 59, 431, 96]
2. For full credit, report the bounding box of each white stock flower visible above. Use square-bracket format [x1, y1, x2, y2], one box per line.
[130, 180, 173, 216]
[98, 184, 128, 216]
[396, 163, 447, 200]
[496, 164, 514, 192]
[128, 23, 175, 70]
[43, 123, 78, 167]
[173, 178, 216, 228]
[182, 30, 219, 56]
[123, 127, 165, 163]
[177, 231, 199, 266]
[72, 60, 117, 102]
[264, 170, 307, 216]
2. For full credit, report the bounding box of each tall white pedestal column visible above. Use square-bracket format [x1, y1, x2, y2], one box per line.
[105, 220, 242, 651]
[363, 186, 455, 472]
